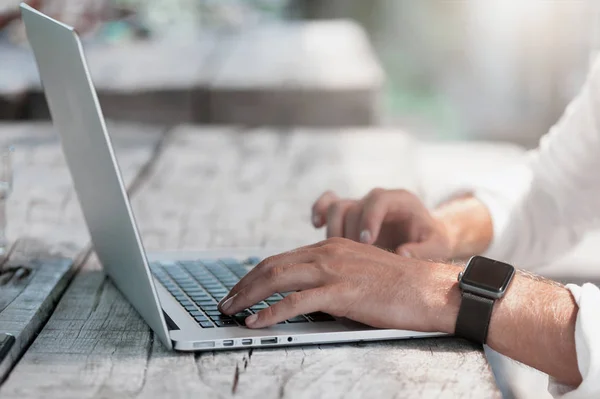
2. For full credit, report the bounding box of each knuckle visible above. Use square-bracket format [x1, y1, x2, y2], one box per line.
[266, 265, 285, 281]
[348, 202, 362, 215]
[394, 188, 416, 200]
[321, 238, 347, 256]
[325, 236, 346, 246]
[367, 187, 385, 200]
[255, 257, 273, 272]
[262, 303, 278, 318]
[285, 292, 304, 308]
[327, 201, 343, 215]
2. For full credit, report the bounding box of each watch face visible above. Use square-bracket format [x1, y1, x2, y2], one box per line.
[461, 256, 515, 293]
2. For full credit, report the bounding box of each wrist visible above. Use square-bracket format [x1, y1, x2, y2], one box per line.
[425, 263, 462, 334]
[432, 195, 494, 259]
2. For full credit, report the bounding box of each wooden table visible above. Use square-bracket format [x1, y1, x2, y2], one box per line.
[0, 123, 503, 398]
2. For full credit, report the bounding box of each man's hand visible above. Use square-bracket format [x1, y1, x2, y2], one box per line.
[218, 238, 582, 386]
[218, 237, 461, 331]
[311, 189, 452, 260]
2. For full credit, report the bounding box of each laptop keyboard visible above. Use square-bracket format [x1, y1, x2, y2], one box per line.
[150, 258, 335, 328]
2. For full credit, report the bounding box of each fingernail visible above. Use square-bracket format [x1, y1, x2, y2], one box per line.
[245, 314, 258, 327]
[359, 230, 371, 244]
[218, 294, 229, 307]
[400, 249, 412, 258]
[220, 294, 236, 312]
[312, 214, 321, 227]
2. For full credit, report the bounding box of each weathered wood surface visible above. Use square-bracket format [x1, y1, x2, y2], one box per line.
[0, 122, 163, 383]
[1, 20, 382, 126]
[0, 125, 499, 398]
[0, 238, 74, 383]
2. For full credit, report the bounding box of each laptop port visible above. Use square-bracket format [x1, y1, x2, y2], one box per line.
[242, 339, 253, 345]
[223, 340, 234, 347]
[193, 341, 215, 349]
[260, 337, 277, 345]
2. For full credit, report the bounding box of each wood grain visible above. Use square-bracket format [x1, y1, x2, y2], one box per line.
[0, 126, 500, 398]
[0, 238, 75, 383]
[0, 122, 163, 385]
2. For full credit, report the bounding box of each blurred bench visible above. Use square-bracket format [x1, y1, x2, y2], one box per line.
[0, 20, 383, 126]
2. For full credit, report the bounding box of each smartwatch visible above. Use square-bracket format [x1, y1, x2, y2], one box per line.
[455, 256, 515, 345]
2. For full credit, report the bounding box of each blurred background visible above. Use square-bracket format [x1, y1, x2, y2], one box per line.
[2, 0, 599, 148]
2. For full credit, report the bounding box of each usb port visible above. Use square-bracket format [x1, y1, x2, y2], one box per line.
[223, 340, 234, 347]
[242, 339, 253, 345]
[260, 337, 277, 345]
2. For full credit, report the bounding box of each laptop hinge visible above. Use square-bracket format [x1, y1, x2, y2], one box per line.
[162, 310, 180, 331]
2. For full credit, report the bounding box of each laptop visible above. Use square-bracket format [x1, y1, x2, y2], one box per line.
[19, 3, 440, 351]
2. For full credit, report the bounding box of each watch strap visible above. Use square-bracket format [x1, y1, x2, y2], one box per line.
[454, 292, 494, 345]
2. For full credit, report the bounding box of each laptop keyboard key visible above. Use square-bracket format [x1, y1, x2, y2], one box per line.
[307, 312, 335, 322]
[214, 320, 237, 327]
[235, 310, 252, 318]
[205, 310, 224, 317]
[287, 316, 309, 323]
[195, 300, 216, 307]
[250, 303, 268, 311]
[199, 321, 214, 328]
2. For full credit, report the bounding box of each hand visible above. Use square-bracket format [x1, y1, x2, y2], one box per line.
[218, 238, 461, 331]
[311, 189, 452, 260]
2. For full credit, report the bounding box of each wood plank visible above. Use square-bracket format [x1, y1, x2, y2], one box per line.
[0, 122, 163, 385]
[0, 126, 499, 398]
[0, 238, 75, 383]
[1, 122, 163, 248]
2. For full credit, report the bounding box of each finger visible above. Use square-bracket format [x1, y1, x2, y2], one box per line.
[359, 189, 396, 244]
[244, 288, 330, 328]
[326, 200, 354, 238]
[343, 203, 363, 241]
[219, 243, 321, 304]
[312, 191, 339, 227]
[219, 263, 323, 315]
[396, 238, 449, 261]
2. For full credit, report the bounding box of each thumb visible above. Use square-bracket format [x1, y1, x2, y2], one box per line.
[396, 240, 449, 261]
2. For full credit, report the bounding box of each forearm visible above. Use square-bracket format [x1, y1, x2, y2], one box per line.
[432, 195, 493, 260]
[433, 265, 581, 386]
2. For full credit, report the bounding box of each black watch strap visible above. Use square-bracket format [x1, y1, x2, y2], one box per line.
[454, 292, 494, 345]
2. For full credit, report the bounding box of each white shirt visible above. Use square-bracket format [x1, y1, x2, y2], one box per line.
[439, 55, 600, 397]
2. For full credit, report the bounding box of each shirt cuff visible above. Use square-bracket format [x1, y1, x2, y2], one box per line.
[428, 162, 533, 260]
[548, 283, 600, 398]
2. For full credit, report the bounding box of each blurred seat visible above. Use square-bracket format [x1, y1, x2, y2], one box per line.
[0, 20, 383, 127]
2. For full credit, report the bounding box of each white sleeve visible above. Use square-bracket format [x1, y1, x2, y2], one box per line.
[442, 54, 600, 269]
[549, 283, 600, 398]
[428, 55, 600, 397]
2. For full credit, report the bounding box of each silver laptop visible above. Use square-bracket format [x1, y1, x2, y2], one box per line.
[20, 3, 439, 351]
